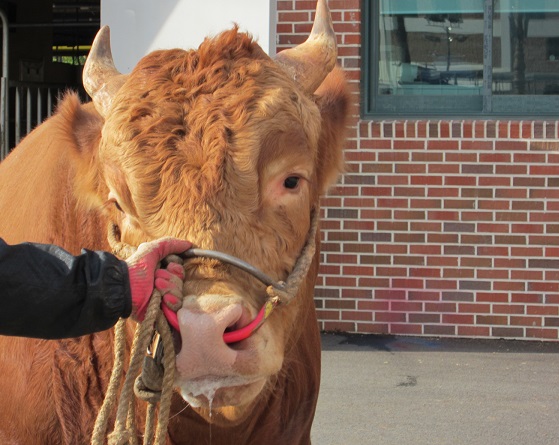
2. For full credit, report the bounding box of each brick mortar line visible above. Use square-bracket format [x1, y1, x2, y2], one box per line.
[318, 265, 559, 271]
[340, 165, 472, 170]
[319, 262, 559, 268]
[318, 310, 558, 317]
[319, 292, 554, 299]
[323, 241, 559, 246]
[319, 274, 557, 284]
[318, 273, 559, 279]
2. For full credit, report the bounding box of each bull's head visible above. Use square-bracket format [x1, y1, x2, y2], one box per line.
[81, 0, 348, 425]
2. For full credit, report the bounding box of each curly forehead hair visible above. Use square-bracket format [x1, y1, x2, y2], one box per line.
[134, 26, 271, 95]
[110, 26, 271, 141]
[99, 27, 318, 238]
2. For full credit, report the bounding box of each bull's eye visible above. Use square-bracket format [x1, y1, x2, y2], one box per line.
[283, 176, 300, 190]
[112, 200, 124, 212]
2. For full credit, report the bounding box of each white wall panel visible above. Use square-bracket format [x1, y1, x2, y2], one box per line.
[101, 0, 276, 73]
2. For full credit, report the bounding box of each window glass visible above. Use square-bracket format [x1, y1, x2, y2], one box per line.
[378, 1, 484, 97]
[365, 0, 559, 117]
[493, 1, 559, 95]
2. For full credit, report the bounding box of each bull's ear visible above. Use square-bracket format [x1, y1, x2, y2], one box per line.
[314, 66, 351, 194]
[57, 93, 106, 210]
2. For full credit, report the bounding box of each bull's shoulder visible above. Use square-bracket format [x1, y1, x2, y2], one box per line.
[0, 92, 105, 247]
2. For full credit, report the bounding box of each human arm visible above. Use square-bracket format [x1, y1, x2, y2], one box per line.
[0, 238, 131, 338]
[0, 237, 190, 339]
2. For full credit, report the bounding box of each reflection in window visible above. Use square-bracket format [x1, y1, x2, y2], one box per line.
[494, 1, 559, 95]
[366, 0, 559, 116]
[379, 0, 484, 96]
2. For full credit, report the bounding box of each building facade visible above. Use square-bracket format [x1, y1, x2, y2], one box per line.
[4, 0, 559, 341]
[278, 0, 559, 341]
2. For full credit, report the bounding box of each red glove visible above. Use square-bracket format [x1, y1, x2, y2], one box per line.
[155, 263, 185, 331]
[126, 237, 191, 321]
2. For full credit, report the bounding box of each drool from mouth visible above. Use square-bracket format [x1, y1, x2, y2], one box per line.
[177, 375, 266, 409]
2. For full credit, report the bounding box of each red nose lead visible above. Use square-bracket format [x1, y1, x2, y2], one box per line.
[223, 298, 279, 343]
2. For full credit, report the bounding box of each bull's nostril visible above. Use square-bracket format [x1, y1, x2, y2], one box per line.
[223, 307, 247, 338]
[223, 304, 267, 345]
[224, 322, 239, 333]
[224, 323, 245, 348]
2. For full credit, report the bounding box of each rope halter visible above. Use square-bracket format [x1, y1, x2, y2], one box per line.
[94, 208, 319, 444]
[182, 208, 319, 343]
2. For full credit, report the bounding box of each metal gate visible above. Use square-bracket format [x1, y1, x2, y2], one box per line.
[0, 5, 98, 161]
[11, 83, 65, 147]
[0, 10, 64, 160]
[0, 8, 8, 160]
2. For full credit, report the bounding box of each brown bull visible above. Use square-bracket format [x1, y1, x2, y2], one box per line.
[0, 1, 349, 443]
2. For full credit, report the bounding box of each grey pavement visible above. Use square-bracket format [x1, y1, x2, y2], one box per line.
[311, 333, 559, 445]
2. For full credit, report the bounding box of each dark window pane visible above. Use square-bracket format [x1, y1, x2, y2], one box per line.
[493, 1, 559, 95]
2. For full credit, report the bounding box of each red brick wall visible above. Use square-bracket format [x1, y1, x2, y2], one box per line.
[277, 0, 559, 341]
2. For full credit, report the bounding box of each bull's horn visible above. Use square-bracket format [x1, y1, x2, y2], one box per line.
[274, 0, 337, 94]
[83, 26, 126, 117]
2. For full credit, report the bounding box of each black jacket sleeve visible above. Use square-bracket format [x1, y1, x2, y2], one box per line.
[0, 238, 132, 339]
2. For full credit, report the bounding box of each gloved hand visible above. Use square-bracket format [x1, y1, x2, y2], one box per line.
[126, 237, 191, 322]
[155, 262, 185, 331]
